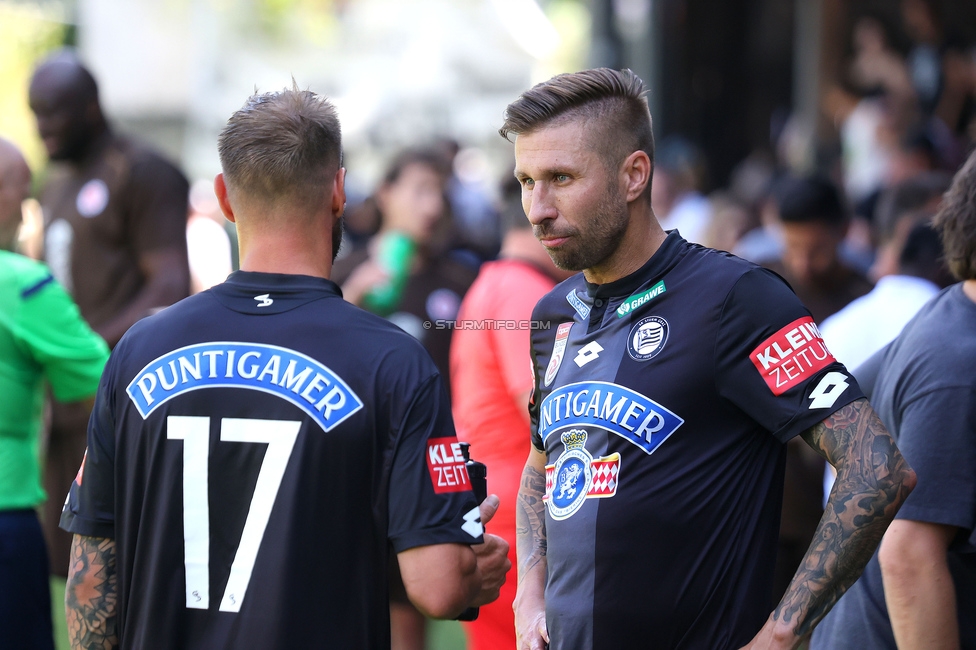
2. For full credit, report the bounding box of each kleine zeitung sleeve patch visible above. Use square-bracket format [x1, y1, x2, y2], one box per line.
[426, 437, 473, 494]
[750, 316, 835, 395]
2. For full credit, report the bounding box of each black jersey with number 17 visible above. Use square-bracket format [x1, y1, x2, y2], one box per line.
[529, 232, 863, 650]
[60, 271, 483, 650]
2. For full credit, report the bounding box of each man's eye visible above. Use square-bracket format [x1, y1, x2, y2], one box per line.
[555, 174, 570, 183]
[522, 178, 535, 188]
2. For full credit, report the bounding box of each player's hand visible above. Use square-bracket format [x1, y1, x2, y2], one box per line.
[514, 599, 549, 650]
[470, 495, 511, 607]
[340, 259, 389, 306]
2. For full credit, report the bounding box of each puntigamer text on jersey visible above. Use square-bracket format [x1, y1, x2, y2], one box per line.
[126, 342, 364, 431]
[538, 380, 684, 455]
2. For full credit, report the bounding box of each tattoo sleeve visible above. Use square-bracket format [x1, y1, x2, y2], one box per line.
[515, 460, 548, 584]
[66, 535, 119, 650]
[772, 398, 916, 637]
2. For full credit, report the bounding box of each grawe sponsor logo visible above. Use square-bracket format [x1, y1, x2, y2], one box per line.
[616, 280, 666, 318]
[426, 437, 472, 494]
[750, 317, 835, 395]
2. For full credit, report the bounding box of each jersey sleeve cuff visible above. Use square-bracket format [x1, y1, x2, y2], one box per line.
[768, 391, 864, 444]
[59, 510, 115, 539]
[390, 526, 484, 554]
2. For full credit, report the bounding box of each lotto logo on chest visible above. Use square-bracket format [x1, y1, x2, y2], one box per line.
[426, 437, 473, 494]
[750, 317, 835, 395]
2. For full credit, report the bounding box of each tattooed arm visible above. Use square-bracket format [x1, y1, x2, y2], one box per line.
[514, 447, 550, 650]
[66, 535, 118, 650]
[743, 398, 916, 650]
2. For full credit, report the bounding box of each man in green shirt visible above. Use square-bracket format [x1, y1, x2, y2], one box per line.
[0, 137, 108, 649]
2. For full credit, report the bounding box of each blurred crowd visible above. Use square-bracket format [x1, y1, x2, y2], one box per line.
[1, 0, 975, 648]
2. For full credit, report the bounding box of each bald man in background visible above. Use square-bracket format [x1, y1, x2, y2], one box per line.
[28, 51, 189, 575]
[0, 137, 108, 650]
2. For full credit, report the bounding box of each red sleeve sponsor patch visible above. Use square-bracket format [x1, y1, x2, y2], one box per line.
[750, 317, 835, 395]
[426, 437, 472, 494]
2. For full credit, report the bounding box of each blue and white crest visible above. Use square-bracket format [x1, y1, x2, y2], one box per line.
[565, 290, 591, 320]
[126, 342, 363, 432]
[547, 430, 593, 520]
[627, 316, 669, 361]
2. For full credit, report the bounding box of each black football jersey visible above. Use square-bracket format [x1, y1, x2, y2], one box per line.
[529, 232, 862, 650]
[61, 271, 482, 649]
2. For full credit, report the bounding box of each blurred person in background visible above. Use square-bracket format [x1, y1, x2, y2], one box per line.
[650, 135, 711, 245]
[0, 137, 108, 650]
[332, 147, 478, 650]
[812, 144, 976, 650]
[435, 138, 501, 268]
[902, 0, 948, 117]
[764, 173, 874, 606]
[450, 176, 572, 650]
[728, 152, 784, 265]
[767, 174, 873, 323]
[334, 147, 476, 387]
[186, 179, 234, 294]
[702, 192, 757, 254]
[833, 16, 915, 213]
[821, 219, 949, 373]
[869, 170, 951, 280]
[28, 51, 190, 575]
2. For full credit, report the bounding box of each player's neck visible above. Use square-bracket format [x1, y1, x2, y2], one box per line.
[238, 229, 334, 279]
[963, 279, 976, 304]
[583, 209, 667, 285]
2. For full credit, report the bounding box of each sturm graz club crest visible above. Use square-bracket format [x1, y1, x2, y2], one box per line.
[544, 429, 620, 520]
[627, 315, 669, 361]
[547, 430, 593, 520]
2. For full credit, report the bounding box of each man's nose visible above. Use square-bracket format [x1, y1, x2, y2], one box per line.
[525, 185, 557, 226]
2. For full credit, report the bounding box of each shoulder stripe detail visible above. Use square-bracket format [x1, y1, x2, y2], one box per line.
[20, 274, 54, 299]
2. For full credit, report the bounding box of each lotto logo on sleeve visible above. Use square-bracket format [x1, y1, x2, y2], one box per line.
[426, 437, 472, 494]
[750, 317, 835, 395]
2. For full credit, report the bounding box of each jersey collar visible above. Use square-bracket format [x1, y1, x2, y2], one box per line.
[585, 230, 685, 299]
[211, 271, 343, 314]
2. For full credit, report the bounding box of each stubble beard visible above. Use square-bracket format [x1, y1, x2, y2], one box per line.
[544, 183, 629, 272]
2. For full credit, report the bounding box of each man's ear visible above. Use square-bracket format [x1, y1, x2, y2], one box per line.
[214, 173, 236, 224]
[621, 150, 652, 203]
[332, 167, 347, 218]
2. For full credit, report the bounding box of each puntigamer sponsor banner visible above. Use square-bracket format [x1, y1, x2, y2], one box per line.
[538, 380, 683, 455]
[126, 342, 363, 431]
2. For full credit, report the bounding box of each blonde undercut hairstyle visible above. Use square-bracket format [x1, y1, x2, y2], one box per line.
[218, 85, 342, 213]
[499, 68, 654, 199]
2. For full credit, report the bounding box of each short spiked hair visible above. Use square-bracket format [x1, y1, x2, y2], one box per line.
[500, 68, 654, 193]
[218, 85, 342, 212]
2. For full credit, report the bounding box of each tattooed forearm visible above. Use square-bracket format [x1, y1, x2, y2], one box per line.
[772, 398, 916, 637]
[66, 535, 119, 650]
[516, 463, 548, 584]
